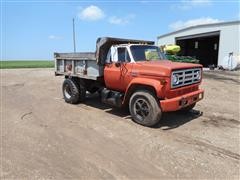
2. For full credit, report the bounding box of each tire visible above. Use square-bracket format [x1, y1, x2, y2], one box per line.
[62, 78, 86, 104]
[129, 91, 162, 127]
[180, 103, 196, 112]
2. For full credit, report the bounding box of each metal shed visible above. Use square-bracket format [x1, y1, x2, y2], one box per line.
[157, 21, 240, 67]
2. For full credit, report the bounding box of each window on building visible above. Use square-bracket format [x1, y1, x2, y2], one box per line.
[195, 41, 198, 49]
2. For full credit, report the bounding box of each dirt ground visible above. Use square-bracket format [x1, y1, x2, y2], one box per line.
[1, 68, 239, 179]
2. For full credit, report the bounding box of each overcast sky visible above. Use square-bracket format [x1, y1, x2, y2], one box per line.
[1, 0, 239, 60]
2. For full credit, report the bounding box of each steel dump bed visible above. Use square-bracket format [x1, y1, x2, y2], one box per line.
[54, 52, 103, 80]
[54, 37, 154, 80]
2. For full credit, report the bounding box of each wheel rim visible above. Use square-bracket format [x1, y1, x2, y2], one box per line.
[133, 98, 150, 121]
[64, 84, 72, 99]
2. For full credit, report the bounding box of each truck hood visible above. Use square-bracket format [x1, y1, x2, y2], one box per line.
[133, 60, 202, 77]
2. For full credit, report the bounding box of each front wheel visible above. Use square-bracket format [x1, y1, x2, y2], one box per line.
[129, 91, 162, 127]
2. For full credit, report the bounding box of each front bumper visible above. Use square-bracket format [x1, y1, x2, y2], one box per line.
[160, 89, 204, 112]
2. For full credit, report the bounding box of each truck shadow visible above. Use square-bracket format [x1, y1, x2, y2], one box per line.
[84, 93, 203, 130]
[153, 110, 203, 130]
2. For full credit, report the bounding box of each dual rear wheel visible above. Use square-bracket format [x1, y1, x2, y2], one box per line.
[62, 78, 86, 104]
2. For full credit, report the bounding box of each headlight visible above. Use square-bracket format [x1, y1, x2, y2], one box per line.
[196, 70, 201, 80]
[172, 74, 179, 85]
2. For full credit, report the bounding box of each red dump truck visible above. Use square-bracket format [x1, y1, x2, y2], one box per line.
[54, 37, 204, 127]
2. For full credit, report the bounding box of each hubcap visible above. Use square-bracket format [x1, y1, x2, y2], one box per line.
[64, 84, 72, 99]
[133, 98, 150, 121]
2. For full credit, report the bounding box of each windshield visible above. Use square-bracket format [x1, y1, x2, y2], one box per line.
[130, 45, 166, 61]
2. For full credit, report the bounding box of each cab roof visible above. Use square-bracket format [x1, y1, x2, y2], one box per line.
[113, 44, 156, 47]
[96, 37, 155, 65]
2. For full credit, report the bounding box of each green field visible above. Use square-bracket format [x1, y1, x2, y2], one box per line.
[0, 61, 54, 69]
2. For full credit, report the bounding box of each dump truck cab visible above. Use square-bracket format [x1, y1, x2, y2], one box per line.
[55, 37, 204, 127]
[103, 44, 167, 92]
[103, 42, 203, 109]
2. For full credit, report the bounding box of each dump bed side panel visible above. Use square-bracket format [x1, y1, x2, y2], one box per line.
[54, 52, 103, 80]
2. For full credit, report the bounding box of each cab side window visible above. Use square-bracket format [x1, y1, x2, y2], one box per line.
[118, 48, 125, 62]
[126, 50, 131, 62]
[117, 47, 131, 62]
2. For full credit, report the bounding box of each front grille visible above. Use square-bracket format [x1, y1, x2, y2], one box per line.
[171, 68, 201, 88]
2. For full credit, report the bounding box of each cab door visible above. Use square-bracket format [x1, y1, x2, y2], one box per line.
[104, 46, 133, 92]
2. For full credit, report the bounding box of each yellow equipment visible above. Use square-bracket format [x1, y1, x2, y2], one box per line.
[163, 45, 181, 54]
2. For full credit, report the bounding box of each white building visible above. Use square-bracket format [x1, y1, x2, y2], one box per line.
[157, 21, 240, 67]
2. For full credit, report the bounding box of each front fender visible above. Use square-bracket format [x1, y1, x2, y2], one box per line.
[124, 78, 165, 102]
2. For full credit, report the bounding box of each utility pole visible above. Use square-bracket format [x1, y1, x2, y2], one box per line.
[72, 18, 76, 53]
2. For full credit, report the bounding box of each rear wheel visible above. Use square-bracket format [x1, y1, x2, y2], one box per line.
[62, 78, 86, 104]
[129, 91, 162, 127]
